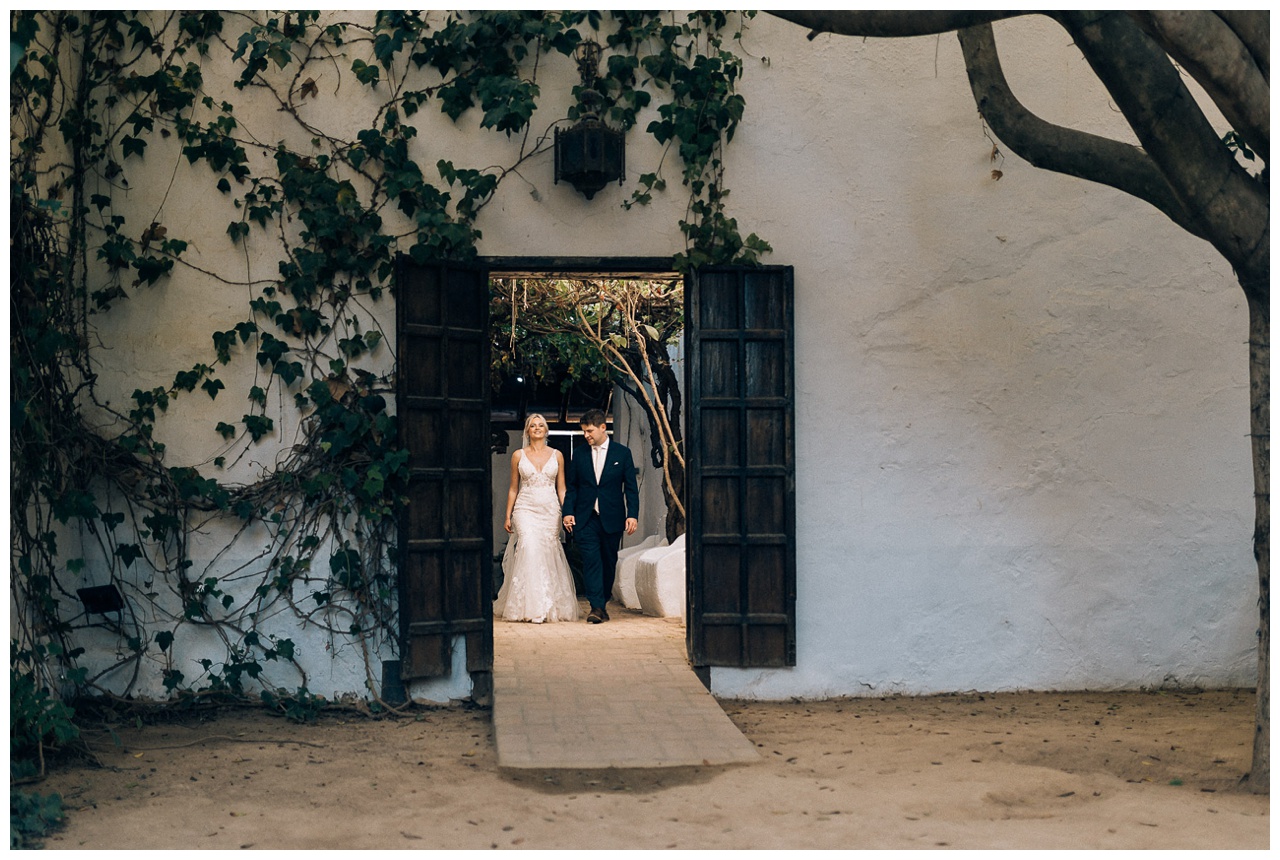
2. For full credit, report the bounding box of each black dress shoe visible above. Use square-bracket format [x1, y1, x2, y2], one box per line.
[599, 605, 610, 621]
[587, 608, 604, 624]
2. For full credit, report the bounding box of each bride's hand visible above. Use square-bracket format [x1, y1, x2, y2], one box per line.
[504, 517, 513, 534]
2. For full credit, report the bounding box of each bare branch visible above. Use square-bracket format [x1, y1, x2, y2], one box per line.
[769, 10, 1029, 40]
[955, 24, 1203, 239]
[1057, 11, 1269, 283]
[1130, 11, 1269, 162]
[1217, 10, 1269, 82]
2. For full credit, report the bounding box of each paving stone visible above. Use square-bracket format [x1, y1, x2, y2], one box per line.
[492, 601, 759, 769]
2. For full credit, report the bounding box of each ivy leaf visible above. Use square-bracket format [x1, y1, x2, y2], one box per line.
[122, 135, 147, 159]
[201, 378, 225, 400]
[243, 414, 274, 441]
[133, 255, 174, 286]
[351, 59, 380, 87]
[212, 330, 237, 364]
[267, 43, 292, 69]
[274, 360, 304, 386]
[115, 543, 144, 567]
[256, 333, 289, 366]
[173, 369, 202, 391]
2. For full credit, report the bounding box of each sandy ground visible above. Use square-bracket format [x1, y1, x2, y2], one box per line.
[34, 687, 1267, 851]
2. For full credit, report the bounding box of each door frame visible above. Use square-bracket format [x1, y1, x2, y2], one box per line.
[398, 257, 797, 689]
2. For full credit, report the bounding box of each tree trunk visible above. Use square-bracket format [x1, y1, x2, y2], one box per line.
[1247, 285, 1269, 793]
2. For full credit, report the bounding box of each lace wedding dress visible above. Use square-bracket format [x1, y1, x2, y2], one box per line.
[493, 450, 580, 622]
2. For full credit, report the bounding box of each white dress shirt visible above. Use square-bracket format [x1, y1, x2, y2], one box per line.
[592, 438, 608, 512]
[591, 438, 608, 484]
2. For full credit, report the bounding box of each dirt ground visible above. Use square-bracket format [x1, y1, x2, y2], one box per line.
[34, 686, 1268, 851]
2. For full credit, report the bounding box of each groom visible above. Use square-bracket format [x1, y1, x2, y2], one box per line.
[562, 409, 639, 624]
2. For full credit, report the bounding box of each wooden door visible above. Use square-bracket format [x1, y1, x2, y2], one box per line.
[396, 259, 493, 680]
[686, 266, 797, 668]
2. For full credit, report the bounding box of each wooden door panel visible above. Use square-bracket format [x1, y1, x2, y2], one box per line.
[700, 410, 740, 464]
[396, 259, 493, 680]
[744, 341, 785, 395]
[746, 409, 786, 465]
[700, 341, 740, 395]
[448, 410, 487, 467]
[698, 281, 741, 328]
[401, 337, 444, 396]
[405, 480, 445, 537]
[746, 546, 787, 610]
[746, 478, 786, 533]
[701, 545, 742, 612]
[447, 341, 484, 390]
[403, 554, 444, 618]
[703, 478, 740, 535]
[744, 270, 786, 328]
[687, 266, 796, 669]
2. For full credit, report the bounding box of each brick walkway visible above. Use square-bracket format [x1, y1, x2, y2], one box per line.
[492, 601, 760, 769]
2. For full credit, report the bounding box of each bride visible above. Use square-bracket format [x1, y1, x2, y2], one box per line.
[493, 413, 580, 622]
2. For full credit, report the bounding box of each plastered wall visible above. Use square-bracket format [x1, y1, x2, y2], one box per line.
[70, 12, 1255, 701]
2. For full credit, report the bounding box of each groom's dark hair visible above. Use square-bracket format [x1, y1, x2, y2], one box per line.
[580, 409, 608, 428]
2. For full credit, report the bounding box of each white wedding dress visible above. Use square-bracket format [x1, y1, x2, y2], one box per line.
[493, 450, 580, 623]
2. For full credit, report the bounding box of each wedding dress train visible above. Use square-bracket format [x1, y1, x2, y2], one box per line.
[493, 450, 580, 622]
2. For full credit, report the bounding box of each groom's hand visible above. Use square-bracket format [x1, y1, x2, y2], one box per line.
[624, 517, 638, 536]
[562, 515, 575, 532]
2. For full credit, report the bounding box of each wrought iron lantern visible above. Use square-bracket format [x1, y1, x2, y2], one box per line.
[554, 40, 625, 200]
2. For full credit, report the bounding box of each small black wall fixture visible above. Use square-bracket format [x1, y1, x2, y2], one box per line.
[77, 583, 125, 615]
[554, 40, 625, 200]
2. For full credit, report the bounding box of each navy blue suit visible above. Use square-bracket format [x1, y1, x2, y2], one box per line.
[563, 440, 640, 610]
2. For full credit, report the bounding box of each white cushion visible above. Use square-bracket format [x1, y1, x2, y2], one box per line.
[612, 535, 665, 608]
[635, 534, 687, 618]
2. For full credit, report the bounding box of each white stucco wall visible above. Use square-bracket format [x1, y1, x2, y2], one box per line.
[62, 12, 1255, 701]
[706, 16, 1255, 697]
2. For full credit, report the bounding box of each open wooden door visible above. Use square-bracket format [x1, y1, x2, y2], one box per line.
[396, 259, 493, 686]
[686, 265, 797, 668]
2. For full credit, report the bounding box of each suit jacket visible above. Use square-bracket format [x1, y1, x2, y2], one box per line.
[563, 440, 640, 534]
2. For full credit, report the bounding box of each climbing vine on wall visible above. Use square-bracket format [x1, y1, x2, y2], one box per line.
[10, 10, 770, 711]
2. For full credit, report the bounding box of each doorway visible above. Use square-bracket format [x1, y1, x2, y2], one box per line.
[395, 258, 798, 697]
[487, 266, 687, 614]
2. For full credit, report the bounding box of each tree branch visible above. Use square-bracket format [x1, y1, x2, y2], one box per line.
[769, 10, 1029, 40]
[1216, 11, 1269, 82]
[1056, 11, 1269, 283]
[1130, 11, 1269, 162]
[955, 24, 1203, 239]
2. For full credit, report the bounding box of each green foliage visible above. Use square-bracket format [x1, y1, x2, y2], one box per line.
[11, 647, 80, 771]
[11, 642, 80, 853]
[10, 790, 65, 849]
[491, 280, 616, 397]
[260, 686, 328, 723]
[10, 10, 769, 709]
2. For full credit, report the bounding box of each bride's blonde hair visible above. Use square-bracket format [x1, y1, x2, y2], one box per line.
[522, 413, 549, 449]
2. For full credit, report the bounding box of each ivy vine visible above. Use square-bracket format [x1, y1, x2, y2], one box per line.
[10, 10, 770, 716]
